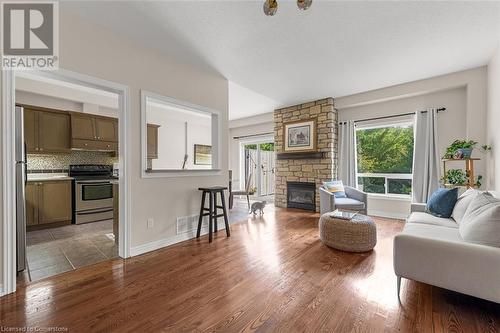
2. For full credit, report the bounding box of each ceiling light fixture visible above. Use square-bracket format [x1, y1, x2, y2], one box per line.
[263, 0, 312, 16]
[297, 0, 313, 11]
[263, 0, 278, 16]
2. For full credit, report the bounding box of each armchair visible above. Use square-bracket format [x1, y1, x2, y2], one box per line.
[319, 185, 368, 215]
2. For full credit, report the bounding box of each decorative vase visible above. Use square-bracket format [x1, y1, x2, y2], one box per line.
[457, 148, 473, 159]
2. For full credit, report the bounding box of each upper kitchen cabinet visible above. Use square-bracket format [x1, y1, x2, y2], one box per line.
[22, 106, 71, 154]
[23, 108, 38, 153]
[95, 117, 118, 142]
[71, 113, 118, 152]
[19, 104, 119, 154]
[71, 113, 96, 141]
[38, 111, 71, 153]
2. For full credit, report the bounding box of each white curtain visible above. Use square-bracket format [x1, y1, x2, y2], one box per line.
[339, 121, 357, 187]
[412, 109, 440, 203]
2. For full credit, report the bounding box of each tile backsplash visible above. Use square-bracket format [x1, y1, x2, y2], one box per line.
[27, 151, 118, 171]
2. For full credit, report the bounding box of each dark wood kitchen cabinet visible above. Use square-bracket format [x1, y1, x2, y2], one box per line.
[23, 108, 38, 153]
[26, 180, 72, 228]
[95, 117, 118, 142]
[38, 111, 71, 153]
[71, 113, 96, 141]
[147, 124, 160, 159]
[22, 106, 71, 153]
[25, 183, 39, 227]
[71, 113, 118, 152]
[19, 103, 119, 154]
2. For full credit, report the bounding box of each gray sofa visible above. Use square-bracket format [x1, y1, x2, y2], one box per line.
[393, 193, 500, 304]
[319, 186, 368, 215]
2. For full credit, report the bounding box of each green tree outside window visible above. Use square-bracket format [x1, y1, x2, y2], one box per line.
[356, 124, 414, 194]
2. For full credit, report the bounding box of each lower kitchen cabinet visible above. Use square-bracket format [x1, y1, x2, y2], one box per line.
[26, 180, 72, 228]
[25, 183, 39, 226]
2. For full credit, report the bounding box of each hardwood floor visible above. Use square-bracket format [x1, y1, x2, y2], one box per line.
[2, 207, 499, 332]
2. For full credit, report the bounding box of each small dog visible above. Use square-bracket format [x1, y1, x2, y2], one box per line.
[250, 201, 266, 215]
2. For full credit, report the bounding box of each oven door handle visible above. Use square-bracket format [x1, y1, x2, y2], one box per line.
[76, 208, 114, 215]
[77, 181, 112, 185]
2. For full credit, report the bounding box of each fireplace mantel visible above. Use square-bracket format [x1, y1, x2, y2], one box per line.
[276, 152, 324, 160]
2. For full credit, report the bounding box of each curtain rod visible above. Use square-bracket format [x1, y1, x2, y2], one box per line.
[338, 107, 446, 125]
[233, 132, 274, 140]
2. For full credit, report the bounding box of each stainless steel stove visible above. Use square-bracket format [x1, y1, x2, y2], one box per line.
[70, 164, 116, 224]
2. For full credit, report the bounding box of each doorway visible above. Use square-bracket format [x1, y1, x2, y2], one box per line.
[241, 140, 275, 201]
[2, 69, 130, 295]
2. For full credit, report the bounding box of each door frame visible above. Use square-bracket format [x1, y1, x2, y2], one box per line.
[1, 69, 131, 296]
[238, 135, 274, 196]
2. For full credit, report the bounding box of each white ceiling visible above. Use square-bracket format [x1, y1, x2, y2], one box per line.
[229, 81, 279, 120]
[64, 1, 500, 119]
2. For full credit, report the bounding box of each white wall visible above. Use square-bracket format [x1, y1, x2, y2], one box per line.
[228, 112, 274, 189]
[0, 72, 4, 291]
[54, 8, 228, 249]
[336, 67, 487, 218]
[146, 104, 212, 170]
[0, 5, 229, 288]
[487, 41, 500, 190]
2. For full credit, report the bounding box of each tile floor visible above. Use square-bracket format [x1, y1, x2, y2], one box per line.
[25, 220, 118, 282]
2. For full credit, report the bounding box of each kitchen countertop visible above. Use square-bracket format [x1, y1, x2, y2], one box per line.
[27, 173, 74, 182]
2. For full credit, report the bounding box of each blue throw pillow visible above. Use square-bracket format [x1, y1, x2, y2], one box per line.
[426, 188, 459, 218]
[323, 180, 347, 198]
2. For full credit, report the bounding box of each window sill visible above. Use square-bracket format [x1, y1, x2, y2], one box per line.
[367, 193, 411, 201]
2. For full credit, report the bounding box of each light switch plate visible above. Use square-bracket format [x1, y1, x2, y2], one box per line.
[147, 218, 154, 229]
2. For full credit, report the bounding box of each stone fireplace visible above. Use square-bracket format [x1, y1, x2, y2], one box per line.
[274, 98, 338, 212]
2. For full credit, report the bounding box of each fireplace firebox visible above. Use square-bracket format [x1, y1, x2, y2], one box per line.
[287, 182, 316, 211]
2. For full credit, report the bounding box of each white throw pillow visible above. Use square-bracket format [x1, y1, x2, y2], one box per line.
[451, 188, 480, 224]
[459, 192, 500, 247]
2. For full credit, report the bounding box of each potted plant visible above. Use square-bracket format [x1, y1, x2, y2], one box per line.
[476, 175, 483, 188]
[248, 186, 257, 195]
[481, 145, 492, 153]
[442, 169, 467, 186]
[443, 139, 477, 159]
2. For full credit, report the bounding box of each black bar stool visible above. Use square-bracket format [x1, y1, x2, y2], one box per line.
[196, 186, 230, 243]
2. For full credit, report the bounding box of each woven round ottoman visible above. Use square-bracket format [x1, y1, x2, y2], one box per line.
[319, 213, 377, 252]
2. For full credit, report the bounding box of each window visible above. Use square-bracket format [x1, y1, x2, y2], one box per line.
[141, 90, 221, 177]
[356, 122, 414, 196]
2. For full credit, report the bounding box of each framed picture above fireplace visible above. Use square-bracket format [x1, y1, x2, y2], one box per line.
[283, 118, 317, 152]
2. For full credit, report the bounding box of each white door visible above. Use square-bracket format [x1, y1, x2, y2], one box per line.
[243, 142, 275, 197]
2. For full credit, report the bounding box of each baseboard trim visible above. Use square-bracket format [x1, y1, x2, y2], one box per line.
[130, 221, 228, 257]
[369, 210, 408, 220]
[0, 283, 4, 297]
